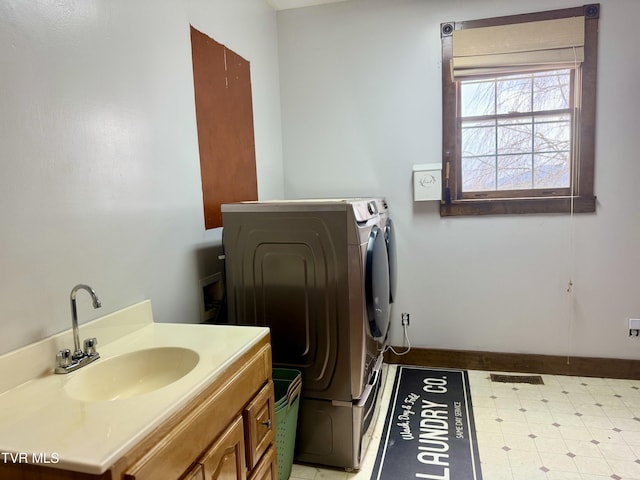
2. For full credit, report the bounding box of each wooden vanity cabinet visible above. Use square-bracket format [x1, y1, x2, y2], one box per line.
[180, 386, 278, 480]
[243, 382, 275, 471]
[186, 416, 247, 480]
[246, 447, 277, 480]
[119, 337, 276, 480]
[0, 335, 276, 480]
[182, 464, 205, 480]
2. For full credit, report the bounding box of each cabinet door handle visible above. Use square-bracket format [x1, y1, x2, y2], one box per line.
[261, 419, 272, 429]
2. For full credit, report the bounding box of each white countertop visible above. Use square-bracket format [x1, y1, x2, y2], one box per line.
[0, 301, 269, 474]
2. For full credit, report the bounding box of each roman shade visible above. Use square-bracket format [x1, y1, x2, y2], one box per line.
[451, 16, 585, 79]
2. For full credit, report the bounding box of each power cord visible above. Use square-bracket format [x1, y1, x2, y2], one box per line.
[382, 312, 411, 356]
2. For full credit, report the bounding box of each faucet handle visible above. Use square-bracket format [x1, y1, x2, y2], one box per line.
[57, 349, 72, 368]
[83, 337, 98, 356]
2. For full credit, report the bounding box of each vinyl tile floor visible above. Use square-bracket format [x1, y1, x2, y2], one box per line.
[289, 365, 640, 480]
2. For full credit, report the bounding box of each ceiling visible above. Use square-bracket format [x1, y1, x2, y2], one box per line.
[265, 0, 349, 11]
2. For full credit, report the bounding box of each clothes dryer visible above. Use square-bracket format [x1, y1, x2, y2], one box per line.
[221, 198, 390, 469]
[376, 198, 397, 340]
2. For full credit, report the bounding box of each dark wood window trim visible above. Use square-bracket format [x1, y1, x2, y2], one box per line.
[440, 5, 599, 217]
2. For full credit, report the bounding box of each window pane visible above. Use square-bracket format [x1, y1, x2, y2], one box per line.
[534, 152, 570, 188]
[462, 156, 496, 191]
[534, 115, 571, 153]
[459, 71, 575, 194]
[461, 120, 495, 156]
[497, 118, 532, 154]
[461, 80, 495, 116]
[497, 154, 533, 190]
[533, 70, 570, 111]
[497, 75, 531, 114]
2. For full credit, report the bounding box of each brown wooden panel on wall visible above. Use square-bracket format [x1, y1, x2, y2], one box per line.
[190, 26, 258, 229]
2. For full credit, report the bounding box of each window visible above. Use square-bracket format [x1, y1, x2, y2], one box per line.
[461, 69, 573, 192]
[440, 5, 599, 216]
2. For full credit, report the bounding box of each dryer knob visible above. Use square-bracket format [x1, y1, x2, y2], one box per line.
[367, 201, 377, 215]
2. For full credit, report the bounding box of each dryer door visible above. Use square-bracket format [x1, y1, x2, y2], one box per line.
[365, 225, 390, 340]
[385, 218, 397, 304]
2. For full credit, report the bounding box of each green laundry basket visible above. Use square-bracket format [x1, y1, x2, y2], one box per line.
[273, 368, 301, 480]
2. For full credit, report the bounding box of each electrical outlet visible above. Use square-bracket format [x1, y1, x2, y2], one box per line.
[629, 318, 640, 337]
[401, 312, 410, 326]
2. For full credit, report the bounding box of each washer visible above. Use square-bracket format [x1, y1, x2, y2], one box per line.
[221, 198, 390, 469]
[376, 198, 397, 347]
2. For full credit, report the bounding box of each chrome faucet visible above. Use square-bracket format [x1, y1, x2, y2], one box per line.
[55, 284, 102, 374]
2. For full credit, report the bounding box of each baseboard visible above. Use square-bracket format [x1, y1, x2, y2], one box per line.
[384, 347, 640, 380]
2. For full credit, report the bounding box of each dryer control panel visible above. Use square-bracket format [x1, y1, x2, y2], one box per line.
[352, 200, 379, 224]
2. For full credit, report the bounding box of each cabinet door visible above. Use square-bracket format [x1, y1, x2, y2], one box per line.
[201, 416, 247, 480]
[183, 463, 205, 480]
[243, 382, 275, 470]
[248, 446, 277, 480]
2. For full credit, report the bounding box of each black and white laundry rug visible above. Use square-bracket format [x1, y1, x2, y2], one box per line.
[371, 366, 483, 480]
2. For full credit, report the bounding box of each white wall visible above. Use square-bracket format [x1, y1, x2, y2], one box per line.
[0, 0, 284, 356]
[277, 0, 640, 359]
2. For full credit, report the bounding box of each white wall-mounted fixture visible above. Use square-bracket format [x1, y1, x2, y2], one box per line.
[629, 318, 640, 337]
[413, 163, 442, 201]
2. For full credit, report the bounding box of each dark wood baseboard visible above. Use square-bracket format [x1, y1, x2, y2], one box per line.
[384, 347, 640, 380]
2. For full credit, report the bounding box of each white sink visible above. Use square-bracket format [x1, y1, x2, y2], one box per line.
[65, 347, 199, 402]
[0, 300, 270, 474]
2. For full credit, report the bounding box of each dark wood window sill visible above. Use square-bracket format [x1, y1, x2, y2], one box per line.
[440, 195, 596, 217]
